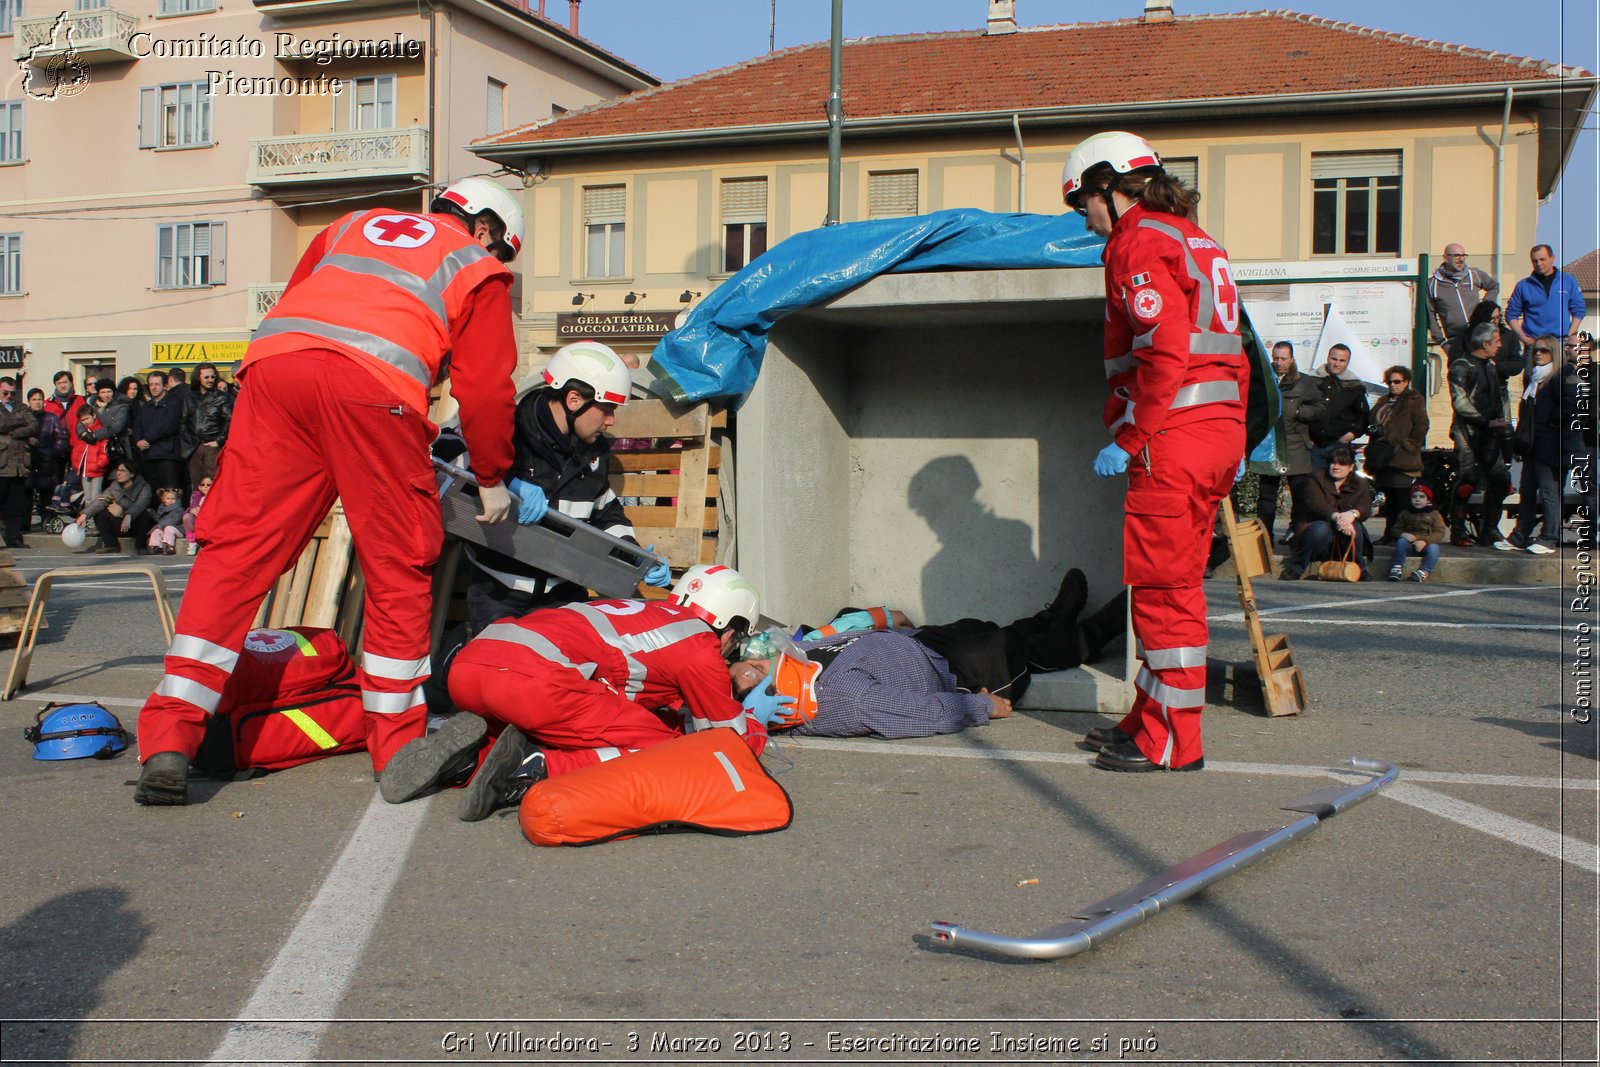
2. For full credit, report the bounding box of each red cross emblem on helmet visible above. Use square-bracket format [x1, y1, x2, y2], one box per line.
[363, 214, 436, 248]
[686, 578, 704, 594]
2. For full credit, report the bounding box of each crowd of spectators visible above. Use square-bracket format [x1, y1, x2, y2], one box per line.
[2, 364, 235, 556]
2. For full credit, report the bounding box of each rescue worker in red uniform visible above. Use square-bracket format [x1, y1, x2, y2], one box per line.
[378, 564, 793, 822]
[133, 178, 524, 805]
[1063, 132, 1248, 773]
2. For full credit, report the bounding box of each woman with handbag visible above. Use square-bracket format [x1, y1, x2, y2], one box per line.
[1280, 447, 1373, 581]
[1505, 336, 1570, 554]
[1365, 365, 1429, 543]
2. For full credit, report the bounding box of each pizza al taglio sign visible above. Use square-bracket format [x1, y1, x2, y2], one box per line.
[150, 341, 249, 365]
[556, 312, 678, 342]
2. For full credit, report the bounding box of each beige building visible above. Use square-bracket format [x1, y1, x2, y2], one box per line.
[0, 0, 652, 390]
[473, 2, 1595, 445]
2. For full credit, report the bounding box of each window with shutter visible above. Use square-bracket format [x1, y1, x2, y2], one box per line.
[868, 170, 918, 219]
[348, 75, 397, 131]
[0, 101, 21, 164]
[720, 178, 769, 272]
[1165, 157, 1199, 194]
[486, 78, 506, 136]
[155, 222, 225, 289]
[138, 81, 213, 149]
[0, 0, 19, 35]
[583, 186, 626, 278]
[0, 234, 20, 296]
[1311, 151, 1402, 256]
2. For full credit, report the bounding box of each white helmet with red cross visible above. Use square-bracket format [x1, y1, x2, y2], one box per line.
[541, 341, 632, 406]
[1061, 131, 1164, 209]
[432, 177, 525, 262]
[672, 564, 761, 633]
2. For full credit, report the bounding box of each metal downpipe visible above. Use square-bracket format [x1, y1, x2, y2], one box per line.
[929, 758, 1398, 961]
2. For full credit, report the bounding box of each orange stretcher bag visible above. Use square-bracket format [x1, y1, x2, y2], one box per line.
[193, 627, 367, 774]
[519, 729, 793, 847]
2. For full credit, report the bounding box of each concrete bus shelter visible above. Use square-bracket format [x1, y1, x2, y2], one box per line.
[734, 267, 1135, 714]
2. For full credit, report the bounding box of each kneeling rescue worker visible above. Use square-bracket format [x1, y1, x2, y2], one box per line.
[134, 177, 524, 805]
[1063, 131, 1248, 773]
[379, 564, 794, 822]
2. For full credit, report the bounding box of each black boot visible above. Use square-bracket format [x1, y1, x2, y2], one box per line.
[1076, 590, 1129, 664]
[134, 751, 190, 805]
[458, 727, 544, 822]
[1042, 568, 1088, 622]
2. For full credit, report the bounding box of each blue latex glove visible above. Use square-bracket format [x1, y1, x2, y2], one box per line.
[643, 545, 671, 587]
[1093, 442, 1131, 478]
[507, 478, 548, 525]
[741, 683, 795, 727]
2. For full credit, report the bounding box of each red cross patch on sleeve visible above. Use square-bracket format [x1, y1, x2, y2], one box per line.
[1133, 288, 1163, 319]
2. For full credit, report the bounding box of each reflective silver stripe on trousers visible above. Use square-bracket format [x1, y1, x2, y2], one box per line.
[361, 651, 430, 681]
[362, 685, 425, 715]
[1171, 380, 1240, 410]
[252, 317, 433, 391]
[156, 675, 223, 715]
[1140, 644, 1208, 671]
[167, 635, 239, 673]
[477, 622, 598, 679]
[315, 254, 449, 329]
[1135, 665, 1205, 709]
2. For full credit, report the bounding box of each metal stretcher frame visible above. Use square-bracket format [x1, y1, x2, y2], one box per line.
[929, 757, 1398, 961]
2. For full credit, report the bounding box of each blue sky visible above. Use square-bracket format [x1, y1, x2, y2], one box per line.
[578, 0, 1599, 263]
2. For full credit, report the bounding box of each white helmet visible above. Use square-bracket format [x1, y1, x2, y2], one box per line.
[672, 564, 760, 633]
[1062, 131, 1163, 208]
[541, 341, 631, 406]
[432, 177, 525, 262]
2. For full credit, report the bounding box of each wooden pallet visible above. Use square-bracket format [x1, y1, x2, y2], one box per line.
[1221, 498, 1308, 717]
[254, 503, 364, 650]
[0, 550, 33, 642]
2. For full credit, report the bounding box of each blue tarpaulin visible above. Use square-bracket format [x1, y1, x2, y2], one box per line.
[649, 208, 1104, 407]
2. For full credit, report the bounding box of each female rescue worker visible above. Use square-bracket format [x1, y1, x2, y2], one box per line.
[134, 178, 524, 805]
[1063, 131, 1248, 773]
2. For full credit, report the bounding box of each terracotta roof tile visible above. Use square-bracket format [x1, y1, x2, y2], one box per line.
[478, 9, 1589, 148]
[1565, 248, 1600, 292]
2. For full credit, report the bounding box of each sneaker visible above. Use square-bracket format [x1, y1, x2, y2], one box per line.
[134, 751, 191, 806]
[1491, 540, 1516, 551]
[458, 727, 543, 822]
[378, 712, 488, 804]
[1387, 565, 1403, 581]
[1411, 570, 1430, 583]
[164, 544, 176, 555]
[1526, 543, 1556, 555]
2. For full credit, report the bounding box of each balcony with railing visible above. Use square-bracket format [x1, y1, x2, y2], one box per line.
[11, 9, 140, 64]
[248, 284, 286, 328]
[248, 126, 429, 187]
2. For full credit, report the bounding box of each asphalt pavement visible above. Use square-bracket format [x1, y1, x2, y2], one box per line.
[0, 540, 1595, 1066]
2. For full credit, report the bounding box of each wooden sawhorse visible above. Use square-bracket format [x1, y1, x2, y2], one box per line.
[2, 563, 177, 701]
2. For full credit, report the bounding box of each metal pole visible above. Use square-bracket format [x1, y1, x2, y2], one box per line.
[769, 0, 776, 52]
[1493, 87, 1514, 286]
[825, 0, 842, 225]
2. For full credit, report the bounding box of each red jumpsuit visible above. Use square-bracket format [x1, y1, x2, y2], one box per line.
[1101, 202, 1248, 768]
[448, 599, 768, 778]
[136, 209, 517, 771]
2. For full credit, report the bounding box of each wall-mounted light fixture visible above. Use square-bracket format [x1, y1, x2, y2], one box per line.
[679, 290, 702, 303]
[623, 291, 646, 305]
[571, 293, 595, 306]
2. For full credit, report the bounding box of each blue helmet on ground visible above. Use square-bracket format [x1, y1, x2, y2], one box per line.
[24, 702, 129, 760]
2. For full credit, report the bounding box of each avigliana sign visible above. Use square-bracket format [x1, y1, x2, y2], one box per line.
[150, 340, 249, 365]
[556, 312, 678, 342]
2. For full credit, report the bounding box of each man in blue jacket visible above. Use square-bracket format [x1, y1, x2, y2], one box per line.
[1507, 245, 1585, 347]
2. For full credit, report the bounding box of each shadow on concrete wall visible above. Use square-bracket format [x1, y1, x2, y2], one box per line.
[909, 454, 1052, 625]
[0, 887, 151, 1061]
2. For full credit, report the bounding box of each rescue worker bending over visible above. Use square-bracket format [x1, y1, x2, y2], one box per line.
[379, 564, 792, 822]
[1063, 131, 1248, 774]
[460, 340, 672, 635]
[134, 178, 523, 806]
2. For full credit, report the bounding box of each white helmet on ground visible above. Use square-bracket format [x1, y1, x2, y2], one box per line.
[541, 341, 631, 406]
[672, 564, 760, 633]
[432, 177, 525, 262]
[1061, 131, 1164, 208]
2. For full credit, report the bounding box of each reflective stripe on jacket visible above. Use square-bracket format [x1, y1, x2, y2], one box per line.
[246, 209, 511, 412]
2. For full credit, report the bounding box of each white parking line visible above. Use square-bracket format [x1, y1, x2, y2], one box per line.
[1383, 782, 1599, 874]
[208, 792, 428, 1064]
[1203, 617, 1568, 631]
[1212, 585, 1528, 622]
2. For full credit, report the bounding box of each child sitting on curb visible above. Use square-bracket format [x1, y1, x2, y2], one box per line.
[1388, 480, 1448, 583]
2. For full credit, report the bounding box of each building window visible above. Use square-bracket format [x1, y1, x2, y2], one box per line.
[74, 0, 107, 9]
[345, 75, 396, 131]
[0, 233, 20, 295]
[156, 222, 226, 289]
[1165, 156, 1199, 195]
[0, 101, 20, 163]
[0, 0, 21, 36]
[583, 184, 626, 278]
[486, 78, 506, 136]
[720, 177, 768, 273]
[868, 170, 918, 219]
[138, 82, 213, 149]
[1312, 151, 1401, 256]
[158, 0, 215, 13]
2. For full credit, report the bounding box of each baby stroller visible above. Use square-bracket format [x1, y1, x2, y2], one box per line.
[41, 479, 85, 535]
